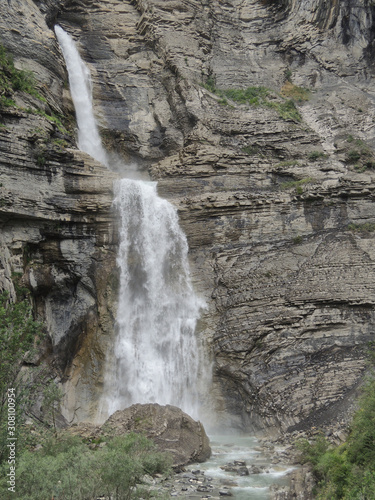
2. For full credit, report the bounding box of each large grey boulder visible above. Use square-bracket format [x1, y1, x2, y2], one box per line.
[68, 403, 211, 467]
[103, 403, 211, 467]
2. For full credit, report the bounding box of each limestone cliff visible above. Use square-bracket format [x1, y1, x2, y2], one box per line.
[0, 0, 119, 423]
[2, 0, 375, 437]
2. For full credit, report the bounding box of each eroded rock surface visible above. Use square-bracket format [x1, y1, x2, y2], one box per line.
[0, 0, 119, 424]
[55, 0, 375, 435]
[2, 0, 375, 438]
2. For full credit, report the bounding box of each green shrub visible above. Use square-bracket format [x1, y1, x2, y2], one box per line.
[297, 434, 330, 466]
[292, 235, 303, 244]
[200, 79, 302, 121]
[347, 150, 361, 164]
[308, 151, 327, 162]
[281, 177, 313, 191]
[284, 68, 292, 82]
[223, 86, 270, 104]
[0, 291, 43, 463]
[218, 98, 228, 105]
[346, 380, 375, 467]
[266, 99, 302, 121]
[0, 96, 15, 107]
[276, 160, 300, 167]
[343, 137, 375, 171]
[0, 44, 43, 103]
[297, 373, 375, 499]
[347, 222, 375, 233]
[202, 75, 216, 93]
[0, 433, 172, 500]
[242, 145, 260, 155]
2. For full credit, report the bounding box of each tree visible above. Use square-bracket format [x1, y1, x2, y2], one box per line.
[0, 291, 43, 463]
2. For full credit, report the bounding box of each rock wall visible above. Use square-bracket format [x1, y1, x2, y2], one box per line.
[2, 0, 375, 436]
[0, 0, 119, 423]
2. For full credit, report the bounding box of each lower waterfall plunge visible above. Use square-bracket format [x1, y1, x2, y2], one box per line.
[106, 179, 204, 418]
[55, 26, 208, 422]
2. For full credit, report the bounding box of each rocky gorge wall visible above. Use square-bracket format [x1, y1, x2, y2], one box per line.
[0, 0, 119, 423]
[2, 0, 375, 437]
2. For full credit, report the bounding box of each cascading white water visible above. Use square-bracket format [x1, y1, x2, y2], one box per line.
[55, 25, 108, 166]
[55, 26, 206, 421]
[108, 179, 204, 417]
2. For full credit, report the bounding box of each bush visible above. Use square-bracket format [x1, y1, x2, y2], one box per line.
[280, 177, 313, 191]
[0, 433, 172, 500]
[0, 291, 43, 463]
[346, 150, 361, 164]
[297, 374, 375, 499]
[308, 151, 327, 162]
[281, 81, 310, 103]
[200, 79, 302, 121]
[346, 380, 375, 467]
[0, 44, 42, 103]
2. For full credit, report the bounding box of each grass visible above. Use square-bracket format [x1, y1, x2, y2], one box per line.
[347, 222, 375, 233]
[343, 136, 375, 171]
[281, 81, 310, 103]
[293, 235, 303, 244]
[0, 432, 172, 500]
[308, 151, 327, 162]
[266, 99, 301, 122]
[0, 44, 72, 137]
[242, 145, 260, 155]
[25, 108, 69, 135]
[276, 160, 300, 167]
[281, 177, 313, 191]
[201, 77, 303, 122]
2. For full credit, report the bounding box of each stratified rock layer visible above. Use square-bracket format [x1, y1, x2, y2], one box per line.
[0, 0, 119, 423]
[2, 0, 375, 437]
[55, 0, 375, 435]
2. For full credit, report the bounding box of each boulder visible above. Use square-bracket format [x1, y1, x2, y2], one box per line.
[103, 403, 211, 467]
[70, 403, 211, 467]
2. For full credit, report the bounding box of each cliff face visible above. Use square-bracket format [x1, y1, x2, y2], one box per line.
[2, 0, 375, 435]
[0, 0, 119, 423]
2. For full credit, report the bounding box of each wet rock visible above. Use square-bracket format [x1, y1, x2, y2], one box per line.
[220, 461, 249, 476]
[219, 488, 233, 497]
[248, 465, 263, 474]
[270, 465, 315, 500]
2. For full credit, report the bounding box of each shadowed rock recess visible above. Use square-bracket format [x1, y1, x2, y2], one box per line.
[2, 0, 375, 437]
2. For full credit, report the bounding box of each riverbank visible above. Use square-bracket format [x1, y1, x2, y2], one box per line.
[142, 434, 296, 499]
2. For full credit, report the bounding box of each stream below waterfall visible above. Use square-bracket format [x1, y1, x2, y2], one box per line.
[146, 434, 294, 499]
[195, 435, 293, 499]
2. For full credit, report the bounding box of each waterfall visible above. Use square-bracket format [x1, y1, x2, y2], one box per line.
[109, 179, 203, 416]
[55, 26, 108, 166]
[55, 26, 206, 420]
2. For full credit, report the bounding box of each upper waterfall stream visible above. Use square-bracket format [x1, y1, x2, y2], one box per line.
[55, 25, 206, 421]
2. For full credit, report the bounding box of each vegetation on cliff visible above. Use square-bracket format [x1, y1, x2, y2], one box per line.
[0, 43, 70, 136]
[0, 282, 171, 499]
[0, 44, 41, 107]
[297, 363, 375, 499]
[202, 76, 303, 122]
